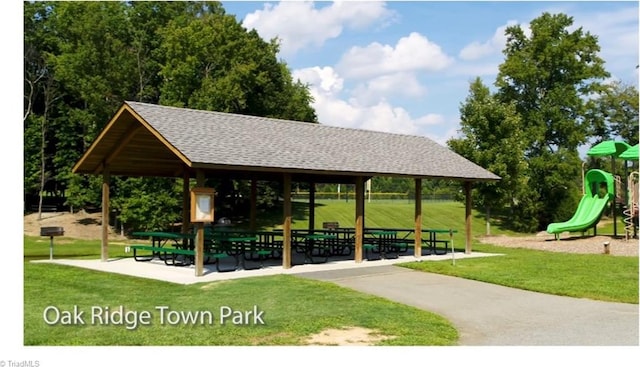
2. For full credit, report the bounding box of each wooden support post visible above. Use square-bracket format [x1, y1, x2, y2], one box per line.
[182, 170, 190, 247]
[612, 156, 617, 237]
[414, 178, 422, 258]
[309, 182, 316, 233]
[195, 170, 205, 277]
[282, 174, 292, 269]
[485, 205, 491, 236]
[355, 177, 365, 263]
[464, 181, 472, 254]
[250, 179, 257, 232]
[101, 167, 110, 262]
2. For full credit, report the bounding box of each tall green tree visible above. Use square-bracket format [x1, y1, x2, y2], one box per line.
[495, 12, 609, 229]
[158, 8, 316, 121]
[24, 1, 66, 217]
[448, 78, 535, 231]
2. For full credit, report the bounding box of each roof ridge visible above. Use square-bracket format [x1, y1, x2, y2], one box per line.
[124, 101, 440, 142]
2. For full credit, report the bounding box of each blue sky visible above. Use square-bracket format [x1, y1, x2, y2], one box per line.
[222, 1, 639, 146]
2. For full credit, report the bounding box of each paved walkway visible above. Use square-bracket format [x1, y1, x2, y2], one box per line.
[295, 265, 639, 346]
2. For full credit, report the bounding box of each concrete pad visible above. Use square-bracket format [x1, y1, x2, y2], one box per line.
[31, 251, 500, 285]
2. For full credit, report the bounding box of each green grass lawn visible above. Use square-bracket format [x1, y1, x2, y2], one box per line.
[24, 262, 458, 346]
[268, 199, 520, 245]
[23, 236, 457, 346]
[22, 200, 639, 345]
[402, 243, 638, 304]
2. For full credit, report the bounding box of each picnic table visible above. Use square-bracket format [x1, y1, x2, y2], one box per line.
[362, 227, 457, 256]
[129, 231, 200, 266]
[364, 229, 399, 260]
[204, 233, 260, 271]
[421, 229, 457, 255]
[292, 231, 337, 264]
[131, 231, 194, 249]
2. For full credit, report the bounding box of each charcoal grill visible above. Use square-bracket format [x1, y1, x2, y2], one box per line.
[40, 226, 64, 260]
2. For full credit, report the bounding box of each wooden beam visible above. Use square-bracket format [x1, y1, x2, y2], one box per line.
[104, 124, 142, 166]
[195, 170, 205, 277]
[612, 156, 617, 237]
[101, 166, 110, 262]
[414, 178, 422, 258]
[182, 169, 190, 239]
[282, 174, 292, 269]
[355, 176, 364, 263]
[464, 181, 472, 254]
[250, 179, 257, 231]
[309, 182, 316, 233]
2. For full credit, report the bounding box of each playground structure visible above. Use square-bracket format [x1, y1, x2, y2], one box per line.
[620, 144, 639, 240]
[546, 169, 613, 239]
[546, 141, 638, 240]
[623, 171, 638, 240]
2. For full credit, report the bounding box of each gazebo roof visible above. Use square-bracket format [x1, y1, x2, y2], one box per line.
[72, 101, 500, 183]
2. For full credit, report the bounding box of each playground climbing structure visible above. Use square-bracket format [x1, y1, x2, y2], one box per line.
[623, 172, 638, 240]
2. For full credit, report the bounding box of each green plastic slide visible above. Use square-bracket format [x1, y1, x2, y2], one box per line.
[546, 169, 614, 235]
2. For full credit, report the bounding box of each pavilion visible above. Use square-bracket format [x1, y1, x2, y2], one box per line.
[72, 101, 500, 276]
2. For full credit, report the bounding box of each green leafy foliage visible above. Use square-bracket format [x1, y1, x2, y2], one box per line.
[157, 8, 316, 120]
[111, 177, 182, 231]
[448, 78, 530, 229]
[449, 12, 612, 231]
[23, 1, 317, 230]
[588, 81, 639, 145]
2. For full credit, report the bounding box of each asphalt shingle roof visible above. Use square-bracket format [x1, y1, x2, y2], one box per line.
[124, 101, 499, 181]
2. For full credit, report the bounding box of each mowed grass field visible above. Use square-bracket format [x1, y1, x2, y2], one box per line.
[280, 199, 519, 246]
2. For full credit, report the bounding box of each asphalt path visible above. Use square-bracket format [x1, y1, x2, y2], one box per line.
[295, 265, 639, 346]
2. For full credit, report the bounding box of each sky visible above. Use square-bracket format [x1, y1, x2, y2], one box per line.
[221, 0, 639, 147]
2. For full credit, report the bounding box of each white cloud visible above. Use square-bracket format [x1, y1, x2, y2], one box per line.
[293, 66, 446, 138]
[571, 7, 639, 84]
[293, 66, 344, 95]
[351, 73, 426, 105]
[426, 126, 459, 147]
[336, 32, 454, 79]
[459, 20, 519, 60]
[242, 1, 396, 56]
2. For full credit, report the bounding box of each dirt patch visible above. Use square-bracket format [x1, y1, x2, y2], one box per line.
[478, 232, 638, 257]
[24, 211, 128, 241]
[305, 326, 395, 346]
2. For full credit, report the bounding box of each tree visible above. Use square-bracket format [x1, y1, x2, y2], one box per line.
[24, 2, 65, 217]
[158, 9, 316, 121]
[495, 12, 610, 229]
[111, 177, 182, 232]
[448, 78, 535, 231]
[589, 81, 639, 145]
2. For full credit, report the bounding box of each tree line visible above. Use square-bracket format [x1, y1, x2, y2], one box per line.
[24, 1, 317, 229]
